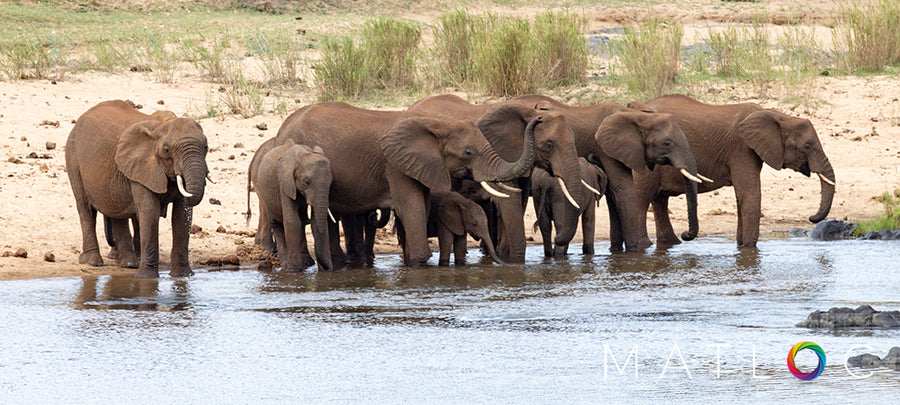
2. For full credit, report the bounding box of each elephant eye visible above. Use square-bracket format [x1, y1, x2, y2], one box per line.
[543, 140, 554, 150]
[803, 143, 812, 151]
[464, 147, 474, 157]
[663, 140, 672, 147]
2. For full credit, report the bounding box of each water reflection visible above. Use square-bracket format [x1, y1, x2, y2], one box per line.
[72, 275, 193, 311]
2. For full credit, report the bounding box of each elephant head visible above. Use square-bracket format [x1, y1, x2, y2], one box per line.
[736, 110, 835, 223]
[279, 142, 334, 271]
[594, 111, 701, 240]
[477, 104, 584, 209]
[115, 117, 210, 207]
[435, 194, 504, 264]
[378, 115, 537, 195]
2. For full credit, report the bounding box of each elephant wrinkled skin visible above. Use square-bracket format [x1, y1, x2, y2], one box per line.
[634, 94, 836, 248]
[66, 100, 210, 278]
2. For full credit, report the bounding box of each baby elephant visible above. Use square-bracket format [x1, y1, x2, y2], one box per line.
[532, 157, 607, 257]
[428, 191, 503, 266]
[253, 140, 333, 272]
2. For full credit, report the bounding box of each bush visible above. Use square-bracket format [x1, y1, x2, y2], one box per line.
[837, 0, 900, 72]
[471, 15, 534, 97]
[614, 18, 683, 99]
[363, 17, 421, 89]
[433, 9, 481, 87]
[853, 191, 900, 236]
[531, 10, 588, 87]
[315, 36, 370, 101]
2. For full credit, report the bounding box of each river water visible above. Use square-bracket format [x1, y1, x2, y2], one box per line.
[1, 235, 897, 402]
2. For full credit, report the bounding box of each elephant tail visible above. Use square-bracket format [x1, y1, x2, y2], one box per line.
[244, 169, 253, 226]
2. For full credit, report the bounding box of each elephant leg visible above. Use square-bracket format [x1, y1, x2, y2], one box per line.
[602, 158, 652, 252]
[494, 194, 527, 263]
[453, 234, 467, 266]
[131, 218, 141, 259]
[131, 184, 162, 278]
[538, 211, 553, 258]
[169, 198, 194, 277]
[387, 172, 431, 267]
[552, 193, 576, 257]
[581, 204, 596, 255]
[281, 199, 311, 272]
[104, 215, 119, 259]
[652, 196, 681, 246]
[343, 214, 366, 267]
[437, 226, 453, 266]
[733, 173, 762, 248]
[394, 217, 409, 265]
[272, 220, 288, 265]
[605, 191, 625, 252]
[364, 218, 377, 266]
[111, 217, 138, 268]
[254, 200, 276, 253]
[73, 194, 103, 266]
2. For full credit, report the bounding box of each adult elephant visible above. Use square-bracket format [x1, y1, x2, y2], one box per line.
[409, 94, 584, 263]
[66, 100, 210, 278]
[509, 95, 702, 252]
[274, 102, 536, 266]
[253, 140, 333, 272]
[634, 94, 836, 248]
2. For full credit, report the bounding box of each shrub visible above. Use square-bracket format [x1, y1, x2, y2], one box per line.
[433, 9, 481, 86]
[853, 191, 900, 236]
[315, 36, 370, 101]
[471, 15, 534, 96]
[837, 0, 900, 72]
[614, 18, 683, 99]
[363, 17, 421, 89]
[531, 10, 588, 87]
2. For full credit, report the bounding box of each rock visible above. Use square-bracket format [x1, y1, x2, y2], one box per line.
[27, 152, 38, 159]
[39, 120, 59, 127]
[797, 305, 900, 328]
[8, 157, 23, 164]
[256, 123, 268, 130]
[878, 229, 894, 240]
[43, 252, 55, 262]
[45, 141, 56, 150]
[157, 100, 165, 105]
[808, 219, 856, 240]
[203, 255, 240, 266]
[789, 228, 809, 237]
[882, 347, 900, 366]
[14, 248, 27, 258]
[209, 198, 221, 205]
[190, 224, 203, 234]
[863, 230, 880, 240]
[1, 251, 11, 257]
[234, 142, 244, 148]
[223, 255, 240, 265]
[847, 353, 881, 367]
[216, 226, 227, 233]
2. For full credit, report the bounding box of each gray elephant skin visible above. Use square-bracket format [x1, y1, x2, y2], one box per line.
[253, 140, 333, 272]
[66, 100, 210, 278]
[532, 157, 608, 257]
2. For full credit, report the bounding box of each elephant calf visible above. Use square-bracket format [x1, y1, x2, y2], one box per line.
[253, 140, 333, 272]
[66, 100, 210, 278]
[532, 157, 608, 257]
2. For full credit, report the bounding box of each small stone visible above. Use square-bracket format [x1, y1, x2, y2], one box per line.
[234, 142, 244, 149]
[39, 120, 59, 127]
[234, 238, 245, 245]
[27, 152, 38, 159]
[43, 252, 55, 262]
[223, 255, 240, 265]
[190, 224, 203, 234]
[157, 100, 165, 105]
[20, 136, 27, 141]
[256, 123, 268, 131]
[209, 198, 221, 205]
[14, 248, 27, 258]
[1, 251, 11, 257]
[847, 353, 881, 367]
[864, 230, 880, 240]
[228, 155, 235, 160]
[216, 226, 227, 233]
[7, 157, 23, 164]
[45, 141, 56, 150]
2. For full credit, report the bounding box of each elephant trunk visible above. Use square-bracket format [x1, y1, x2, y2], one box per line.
[475, 116, 538, 182]
[480, 232, 505, 265]
[368, 208, 391, 228]
[550, 141, 585, 210]
[808, 155, 835, 223]
[311, 194, 333, 271]
[180, 152, 208, 207]
[680, 178, 699, 241]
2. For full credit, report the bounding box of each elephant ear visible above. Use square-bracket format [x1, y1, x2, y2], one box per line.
[594, 111, 647, 172]
[626, 101, 655, 113]
[115, 120, 168, 194]
[737, 110, 785, 169]
[476, 104, 534, 160]
[378, 117, 452, 192]
[278, 143, 299, 201]
[437, 198, 466, 236]
[593, 164, 608, 196]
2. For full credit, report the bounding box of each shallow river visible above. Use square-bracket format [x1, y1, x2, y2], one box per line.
[1, 235, 898, 402]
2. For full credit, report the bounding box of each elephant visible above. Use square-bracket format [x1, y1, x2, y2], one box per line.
[632, 94, 836, 248]
[253, 140, 333, 271]
[248, 137, 277, 253]
[532, 157, 607, 257]
[508, 95, 702, 252]
[408, 94, 585, 263]
[397, 191, 503, 266]
[66, 100, 210, 278]
[273, 102, 537, 266]
[335, 208, 391, 267]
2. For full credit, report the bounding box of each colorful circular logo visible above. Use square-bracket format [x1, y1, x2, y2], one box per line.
[787, 341, 826, 380]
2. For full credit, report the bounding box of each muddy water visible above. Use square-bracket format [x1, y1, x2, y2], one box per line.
[1, 235, 898, 402]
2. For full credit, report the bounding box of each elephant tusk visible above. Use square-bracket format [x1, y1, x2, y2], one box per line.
[818, 173, 836, 186]
[328, 209, 336, 223]
[480, 181, 510, 198]
[581, 179, 602, 196]
[680, 168, 703, 184]
[696, 173, 714, 183]
[558, 177, 581, 210]
[176, 175, 193, 198]
[495, 182, 522, 193]
[206, 174, 217, 184]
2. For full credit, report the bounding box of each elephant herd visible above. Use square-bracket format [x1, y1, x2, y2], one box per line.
[65, 94, 836, 278]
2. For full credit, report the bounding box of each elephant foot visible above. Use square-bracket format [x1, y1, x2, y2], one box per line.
[79, 250, 104, 267]
[301, 254, 316, 269]
[438, 259, 450, 266]
[135, 266, 160, 278]
[582, 244, 595, 255]
[256, 237, 276, 253]
[282, 265, 306, 273]
[553, 245, 569, 257]
[655, 236, 682, 247]
[169, 265, 194, 278]
[107, 246, 119, 260]
[117, 252, 139, 269]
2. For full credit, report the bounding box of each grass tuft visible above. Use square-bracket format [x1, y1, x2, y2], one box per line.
[836, 0, 900, 73]
[853, 191, 900, 236]
[613, 18, 683, 99]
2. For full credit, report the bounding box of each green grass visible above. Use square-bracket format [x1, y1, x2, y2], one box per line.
[836, 0, 900, 73]
[612, 18, 683, 100]
[853, 191, 900, 236]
